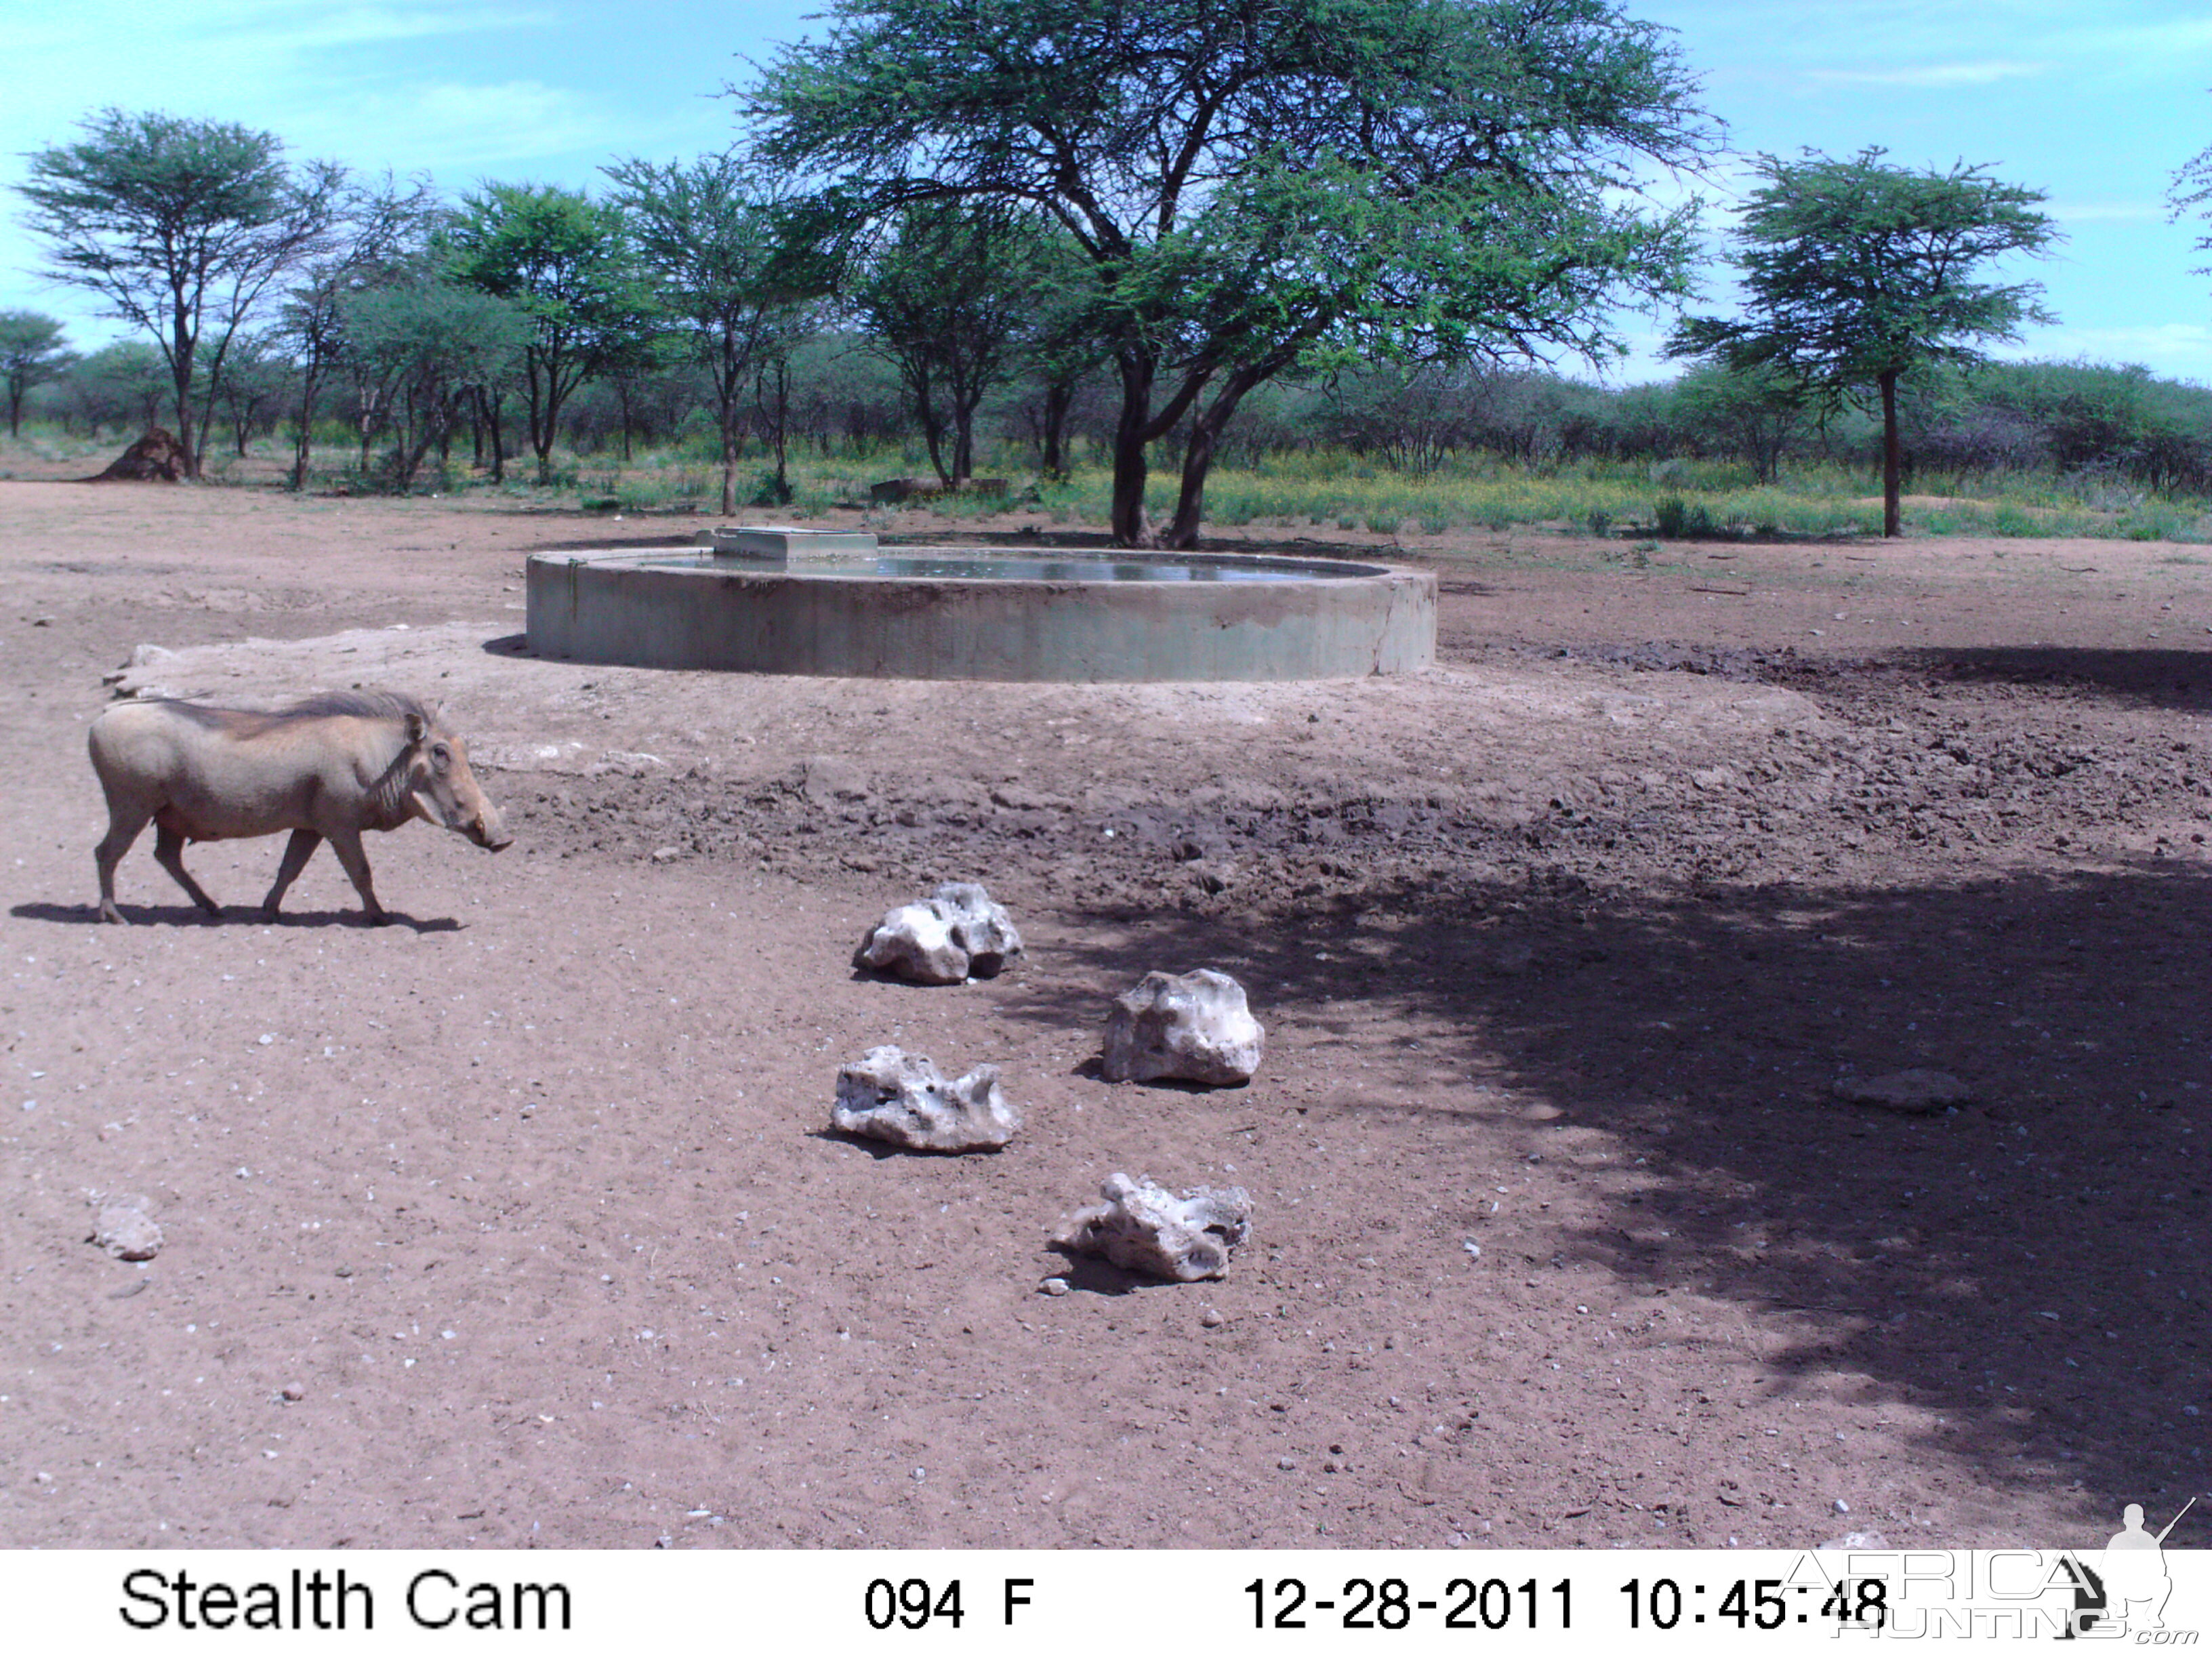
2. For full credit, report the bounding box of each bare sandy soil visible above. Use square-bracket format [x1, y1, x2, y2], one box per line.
[1, 478, 2207, 1553]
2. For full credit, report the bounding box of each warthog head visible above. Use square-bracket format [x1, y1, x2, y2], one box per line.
[403, 708, 511, 851]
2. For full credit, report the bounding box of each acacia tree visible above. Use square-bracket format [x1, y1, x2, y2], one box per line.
[605, 156, 831, 513]
[208, 330, 287, 458]
[1015, 228, 1109, 478]
[854, 201, 1047, 485]
[1669, 362, 1806, 483]
[68, 341, 172, 434]
[341, 276, 531, 489]
[2168, 127, 2212, 274]
[442, 184, 657, 483]
[1668, 148, 2059, 536]
[276, 173, 442, 490]
[750, 0, 1714, 547]
[17, 108, 340, 474]
[0, 311, 73, 438]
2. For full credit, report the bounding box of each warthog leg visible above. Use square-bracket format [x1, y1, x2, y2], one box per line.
[152, 823, 222, 918]
[325, 828, 388, 924]
[261, 829, 323, 920]
[94, 805, 151, 924]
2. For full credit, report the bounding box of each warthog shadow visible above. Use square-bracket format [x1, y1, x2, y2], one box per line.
[11, 901, 459, 934]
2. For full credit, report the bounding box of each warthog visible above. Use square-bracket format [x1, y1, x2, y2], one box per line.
[89, 691, 510, 924]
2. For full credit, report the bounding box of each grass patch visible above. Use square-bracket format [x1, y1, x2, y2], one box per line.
[13, 426, 2208, 541]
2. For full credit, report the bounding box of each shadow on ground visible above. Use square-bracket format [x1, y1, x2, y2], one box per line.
[10, 900, 458, 933]
[1002, 859, 2212, 1538]
[1900, 646, 2212, 715]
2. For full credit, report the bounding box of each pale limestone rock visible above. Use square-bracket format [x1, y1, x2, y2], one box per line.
[857, 882, 1023, 984]
[1100, 968, 1263, 1085]
[1054, 1174, 1252, 1282]
[102, 643, 176, 687]
[1832, 1069, 1973, 1114]
[832, 1046, 1019, 1152]
[89, 1193, 161, 1261]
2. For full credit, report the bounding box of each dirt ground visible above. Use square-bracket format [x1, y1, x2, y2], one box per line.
[1, 476, 2206, 1553]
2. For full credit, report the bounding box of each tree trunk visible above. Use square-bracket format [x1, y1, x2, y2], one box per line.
[1108, 356, 1157, 547]
[481, 388, 506, 485]
[171, 378, 199, 478]
[756, 358, 793, 505]
[1038, 378, 1074, 478]
[167, 301, 201, 480]
[951, 395, 975, 486]
[903, 360, 951, 487]
[1880, 368, 1902, 539]
[528, 362, 554, 485]
[771, 377, 791, 501]
[1165, 369, 1262, 550]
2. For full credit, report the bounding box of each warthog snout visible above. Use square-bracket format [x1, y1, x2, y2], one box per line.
[475, 811, 513, 852]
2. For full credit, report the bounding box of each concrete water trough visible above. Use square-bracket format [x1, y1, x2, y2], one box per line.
[525, 527, 1435, 682]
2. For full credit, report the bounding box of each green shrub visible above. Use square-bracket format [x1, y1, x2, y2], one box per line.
[1655, 496, 1719, 537]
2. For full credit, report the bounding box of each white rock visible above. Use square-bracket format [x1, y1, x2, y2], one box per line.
[1832, 1069, 1973, 1113]
[861, 901, 964, 982]
[103, 643, 176, 686]
[1099, 968, 1263, 1085]
[832, 1046, 1019, 1152]
[89, 1194, 161, 1262]
[857, 882, 1023, 984]
[1053, 1173, 1253, 1282]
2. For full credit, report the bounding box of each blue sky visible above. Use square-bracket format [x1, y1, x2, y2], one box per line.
[3, 0, 2209, 384]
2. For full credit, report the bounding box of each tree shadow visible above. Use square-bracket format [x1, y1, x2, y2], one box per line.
[1896, 646, 2212, 715]
[994, 859, 2211, 1532]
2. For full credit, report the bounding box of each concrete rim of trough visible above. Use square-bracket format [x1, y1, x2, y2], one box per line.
[523, 546, 1437, 682]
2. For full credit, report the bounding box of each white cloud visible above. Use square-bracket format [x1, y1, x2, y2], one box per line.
[283, 81, 617, 176]
[2043, 16, 2212, 58]
[2024, 321, 2212, 371]
[1812, 59, 2047, 88]
[0, 1, 546, 171]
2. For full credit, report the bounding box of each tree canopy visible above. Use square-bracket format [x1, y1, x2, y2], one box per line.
[17, 108, 340, 473]
[2167, 127, 2212, 279]
[342, 276, 531, 488]
[749, 0, 1717, 546]
[274, 173, 443, 489]
[441, 184, 659, 483]
[605, 155, 833, 512]
[853, 201, 1052, 486]
[1668, 146, 2059, 535]
[0, 311, 73, 438]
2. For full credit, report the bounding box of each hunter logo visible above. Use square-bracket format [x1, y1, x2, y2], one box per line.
[1861, 1498, 2203, 1639]
[2085, 1498, 2196, 1638]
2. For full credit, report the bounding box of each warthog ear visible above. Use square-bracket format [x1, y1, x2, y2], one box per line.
[405, 710, 429, 745]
